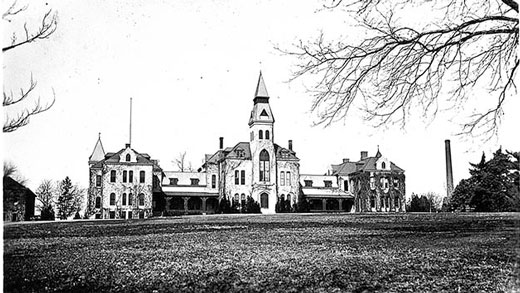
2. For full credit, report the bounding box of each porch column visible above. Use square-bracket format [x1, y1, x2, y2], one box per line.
[183, 197, 189, 212]
[201, 197, 207, 212]
[338, 199, 344, 211]
[322, 199, 327, 211]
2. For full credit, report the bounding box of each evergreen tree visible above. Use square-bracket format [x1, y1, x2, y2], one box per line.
[450, 148, 520, 212]
[56, 176, 84, 220]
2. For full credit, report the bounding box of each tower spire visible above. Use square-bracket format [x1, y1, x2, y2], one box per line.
[129, 97, 132, 146]
[254, 71, 269, 98]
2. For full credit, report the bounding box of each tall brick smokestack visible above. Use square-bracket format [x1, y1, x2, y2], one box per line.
[445, 139, 454, 199]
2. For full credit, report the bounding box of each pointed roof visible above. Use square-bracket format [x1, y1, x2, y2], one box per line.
[254, 71, 269, 98]
[375, 146, 382, 158]
[89, 133, 105, 162]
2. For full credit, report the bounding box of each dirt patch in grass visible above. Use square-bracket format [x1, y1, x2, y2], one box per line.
[4, 213, 520, 292]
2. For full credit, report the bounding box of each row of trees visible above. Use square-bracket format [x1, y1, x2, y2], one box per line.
[448, 148, 519, 212]
[35, 177, 85, 220]
[406, 192, 443, 213]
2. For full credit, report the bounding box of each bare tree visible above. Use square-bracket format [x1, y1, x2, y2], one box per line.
[284, 0, 518, 140]
[35, 179, 55, 219]
[3, 161, 27, 185]
[3, 1, 57, 132]
[173, 151, 194, 172]
[425, 191, 443, 212]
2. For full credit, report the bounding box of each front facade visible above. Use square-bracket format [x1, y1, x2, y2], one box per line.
[87, 140, 162, 219]
[87, 73, 405, 217]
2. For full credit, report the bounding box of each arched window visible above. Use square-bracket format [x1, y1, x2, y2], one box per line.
[110, 193, 116, 206]
[259, 149, 270, 182]
[235, 170, 239, 185]
[234, 193, 239, 203]
[110, 170, 116, 182]
[211, 175, 216, 188]
[260, 193, 269, 208]
[126, 154, 131, 162]
[265, 130, 270, 139]
[381, 162, 386, 169]
[286, 172, 291, 185]
[139, 171, 145, 183]
[138, 193, 145, 206]
[95, 197, 101, 208]
[128, 193, 133, 206]
[123, 171, 127, 183]
[259, 130, 263, 139]
[280, 171, 285, 186]
[240, 170, 245, 185]
[122, 193, 127, 205]
[129, 170, 133, 183]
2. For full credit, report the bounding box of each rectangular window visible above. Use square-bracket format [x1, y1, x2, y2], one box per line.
[286, 172, 290, 185]
[235, 170, 239, 185]
[344, 181, 348, 191]
[241, 170, 245, 185]
[211, 175, 216, 188]
[110, 170, 116, 183]
[259, 162, 270, 182]
[95, 175, 101, 187]
[139, 171, 145, 183]
[138, 194, 145, 206]
[128, 193, 133, 206]
[324, 180, 332, 188]
[122, 194, 127, 205]
[190, 178, 199, 186]
[280, 172, 285, 186]
[123, 171, 127, 183]
[129, 171, 133, 183]
[170, 178, 178, 185]
[304, 180, 313, 187]
[110, 193, 116, 206]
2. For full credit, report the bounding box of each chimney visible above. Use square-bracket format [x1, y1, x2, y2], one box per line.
[445, 140, 454, 199]
[360, 151, 368, 160]
[219, 137, 224, 150]
[343, 158, 350, 163]
[288, 140, 293, 151]
[125, 143, 130, 148]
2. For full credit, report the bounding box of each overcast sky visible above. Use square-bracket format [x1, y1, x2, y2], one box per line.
[3, 0, 519, 199]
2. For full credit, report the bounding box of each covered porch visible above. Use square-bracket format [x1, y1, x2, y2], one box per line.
[302, 188, 355, 212]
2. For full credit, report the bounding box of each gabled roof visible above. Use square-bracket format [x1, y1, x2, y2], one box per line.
[225, 142, 252, 159]
[274, 144, 299, 160]
[331, 151, 404, 175]
[92, 146, 155, 168]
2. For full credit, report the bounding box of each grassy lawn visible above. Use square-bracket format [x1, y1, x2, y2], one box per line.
[3, 213, 520, 292]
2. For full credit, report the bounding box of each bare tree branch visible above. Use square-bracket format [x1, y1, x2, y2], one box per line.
[3, 9, 58, 52]
[283, 0, 518, 140]
[3, 88, 56, 133]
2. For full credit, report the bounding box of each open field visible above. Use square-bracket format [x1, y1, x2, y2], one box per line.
[4, 213, 520, 292]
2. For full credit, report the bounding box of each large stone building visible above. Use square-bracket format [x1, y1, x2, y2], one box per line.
[87, 73, 405, 218]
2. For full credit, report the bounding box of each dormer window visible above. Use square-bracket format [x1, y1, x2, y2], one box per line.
[381, 162, 386, 169]
[170, 178, 178, 185]
[190, 178, 200, 186]
[324, 180, 332, 187]
[126, 154, 131, 162]
[260, 109, 268, 117]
